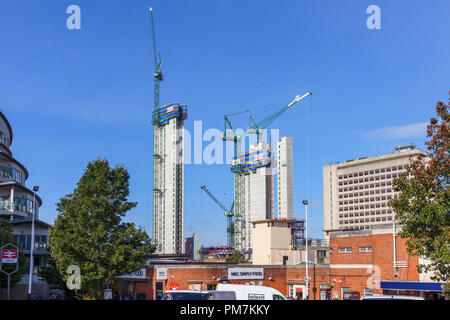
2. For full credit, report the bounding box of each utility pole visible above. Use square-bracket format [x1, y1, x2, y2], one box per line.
[303, 200, 309, 300]
[27, 185, 39, 299]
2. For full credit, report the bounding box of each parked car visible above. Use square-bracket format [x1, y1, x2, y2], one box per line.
[361, 294, 424, 300]
[162, 290, 209, 300]
[216, 284, 287, 300]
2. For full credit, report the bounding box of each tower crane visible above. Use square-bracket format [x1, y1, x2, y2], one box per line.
[200, 185, 235, 248]
[193, 233, 200, 260]
[247, 92, 312, 143]
[149, 7, 164, 111]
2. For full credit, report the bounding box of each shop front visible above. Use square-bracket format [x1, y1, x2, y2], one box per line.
[380, 280, 445, 300]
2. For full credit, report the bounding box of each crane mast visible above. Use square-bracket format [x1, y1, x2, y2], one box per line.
[201, 185, 235, 248]
[149, 7, 164, 111]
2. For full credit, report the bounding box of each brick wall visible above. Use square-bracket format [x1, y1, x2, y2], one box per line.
[113, 232, 421, 300]
[329, 231, 420, 298]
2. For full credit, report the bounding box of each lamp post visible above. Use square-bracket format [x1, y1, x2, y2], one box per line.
[302, 200, 309, 300]
[27, 185, 39, 300]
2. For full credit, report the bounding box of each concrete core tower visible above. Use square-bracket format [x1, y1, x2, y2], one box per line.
[152, 103, 187, 254]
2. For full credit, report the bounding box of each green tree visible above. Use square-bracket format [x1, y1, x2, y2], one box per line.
[37, 253, 65, 289]
[48, 159, 155, 300]
[37, 253, 76, 300]
[226, 251, 248, 263]
[0, 219, 26, 299]
[390, 92, 450, 296]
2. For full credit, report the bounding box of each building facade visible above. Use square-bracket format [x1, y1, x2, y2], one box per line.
[251, 218, 328, 266]
[328, 224, 444, 300]
[277, 137, 294, 219]
[231, 142, 274, 253]
[0, 111, 50, 299]
[114, 261, 331, 301]
[323, 145, 428, 241]
[152, 102, 187, 254]
[114, 224, 444, 300]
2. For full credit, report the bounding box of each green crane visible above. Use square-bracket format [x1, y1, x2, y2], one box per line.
[149, 7, 164, 112]
[222, 115, 244, 250]
[200, 185, 235, 248]
[247, 92, 312, 143]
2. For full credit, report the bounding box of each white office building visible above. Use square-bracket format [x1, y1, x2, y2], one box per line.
[322, 144, 428, 242]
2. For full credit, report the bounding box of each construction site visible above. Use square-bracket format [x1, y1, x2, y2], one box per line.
[149, 8, 311, 260]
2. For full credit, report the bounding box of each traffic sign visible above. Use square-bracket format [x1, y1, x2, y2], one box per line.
[0, 244, 19, 301]
[2, 249, 18, 264]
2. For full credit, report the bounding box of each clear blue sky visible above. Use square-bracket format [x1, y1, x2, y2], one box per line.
[0, 0, 449, 246]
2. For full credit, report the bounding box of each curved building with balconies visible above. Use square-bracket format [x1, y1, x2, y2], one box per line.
[0, 112, 43, 221]
[0, 111, 50, 299]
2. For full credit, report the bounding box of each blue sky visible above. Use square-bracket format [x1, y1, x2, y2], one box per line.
[0, 0, 449, 246]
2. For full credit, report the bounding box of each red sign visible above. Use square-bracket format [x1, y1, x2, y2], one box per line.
[169, 282, 179, 290]
[2, 249, 18, 263]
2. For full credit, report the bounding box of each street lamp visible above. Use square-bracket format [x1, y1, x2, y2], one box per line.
[27, 185, 39, 300]
[302, 200, 309, 300]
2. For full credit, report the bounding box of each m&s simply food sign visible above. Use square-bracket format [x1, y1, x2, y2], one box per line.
[228, 268, 264, 280]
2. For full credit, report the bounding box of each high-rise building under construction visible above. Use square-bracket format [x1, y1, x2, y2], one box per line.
[231, 141, 275, 252]
[277, 137, 294, 219]
[152, 103, 187, 254]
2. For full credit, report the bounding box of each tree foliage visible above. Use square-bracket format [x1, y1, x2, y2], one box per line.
[226, 251, 248, 263]
[48, 159, 155, 299]
[37, 253, 65, 289]
[390, 92, 450, 295]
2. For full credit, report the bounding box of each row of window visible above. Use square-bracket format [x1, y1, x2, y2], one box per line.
[338, 166, 405, 180]
[338, 246, 372, 253]
[339, 184, 394, 199]
[339, 192, 393, 204]
[14, 234, 47, 251]
[339, 216, 392, 224]
[340, 200, 389, 211]
[339, 178, 398, 187]
[340, 209, 393, 218]
[338, 173, 402, 191]
[341, 226, 371, 231]
[0, 196, 34, 213]
[0, 166, 24, 184]
[0, 131, 10, 146]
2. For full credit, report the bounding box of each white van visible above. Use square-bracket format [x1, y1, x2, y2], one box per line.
[216, 284, 287, 300]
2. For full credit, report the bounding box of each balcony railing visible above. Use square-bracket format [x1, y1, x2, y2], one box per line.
[0, 200, 12, 211]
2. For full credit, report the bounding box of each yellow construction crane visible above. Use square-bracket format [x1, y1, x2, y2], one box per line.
[193, 233, 199, 260]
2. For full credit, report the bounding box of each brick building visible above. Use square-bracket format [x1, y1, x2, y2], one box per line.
[114, 259, 331, 300]
[328, 224, 444, 300]
[114, 223, 444, 300]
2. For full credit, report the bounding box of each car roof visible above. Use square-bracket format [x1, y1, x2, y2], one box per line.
[218, 284, 278, 291]
[164, 290, 204, 294]
[361, 294, 424, 300]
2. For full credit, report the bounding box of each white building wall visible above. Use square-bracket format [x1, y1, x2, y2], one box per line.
[323, 148, 428, 243]
[240, 142, 274, 251]
[277, 137, 293, 219]
[154, 117, 185, 254]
